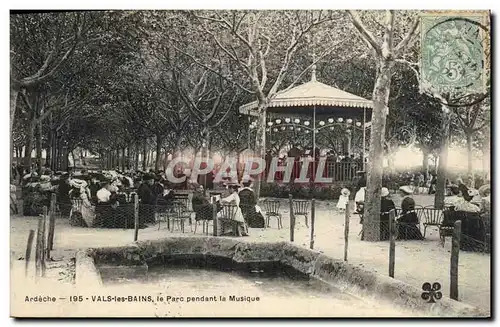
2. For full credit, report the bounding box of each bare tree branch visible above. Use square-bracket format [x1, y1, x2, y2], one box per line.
[348, 10, 383, 57]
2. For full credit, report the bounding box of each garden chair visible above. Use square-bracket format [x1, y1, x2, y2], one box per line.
[292, 200, 310, 227]
[173, 194, 194, 225]
[218, 204, 240, 236]
[262, 199, 282, 229]
[193, 204, 216, 235]
[167, 201, 192, 233]
[483, 214, 491, 253]
[421, 206, 444, 240]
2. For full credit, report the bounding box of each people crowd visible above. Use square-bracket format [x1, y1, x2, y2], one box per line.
[353, 170, 490, 248]
[11, 159, 490, 248]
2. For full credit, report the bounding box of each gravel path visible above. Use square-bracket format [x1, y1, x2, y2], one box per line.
[10, 194, 490, 315]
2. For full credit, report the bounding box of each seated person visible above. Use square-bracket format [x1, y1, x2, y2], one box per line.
[218, 184, 248, 236]
[396, 187, 424, 240]
[478, 184, 491, 218]
[238, 180, 265, 228]
[191, 184, 219, 221]
[444, 185, 461, 207]
[95, 180, 119, 228]
[454, 189, 481, 213]
[354, 185, 366, 223]
[379, 187, 395, 241]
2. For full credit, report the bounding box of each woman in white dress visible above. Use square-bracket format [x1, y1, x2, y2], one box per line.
[336, 188, 350, 211]
[218, 184, 248, 236]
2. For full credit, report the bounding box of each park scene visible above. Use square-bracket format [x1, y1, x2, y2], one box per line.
[10, 10, 490, 317]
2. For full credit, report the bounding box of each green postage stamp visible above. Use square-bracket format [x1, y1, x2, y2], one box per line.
[420, 11, 490, 96]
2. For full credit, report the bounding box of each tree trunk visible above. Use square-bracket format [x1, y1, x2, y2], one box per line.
[253, 102, 268, 199]
[115, 149, 120, 170]
[363, 59, 393, 242]
[36, 119, 43, 174]
[46, 130, 52, 169]
[23, 91, 38, 169]
[127, 145, 132, 170]
[466, 130, 473, 177]
[121, 147, 126, 171]
[57, 137, 64, 171]
[62, 146, 69, 171]
[434, 109, 450, 209]
[135, 143, 140, 171]
[482, 134, 490, 181]
[10, 86, 18, 133]
[24, 119, 36, 169]
[422, 149, 429, 177]
[142, 139, 147, 171]
[155, 133, 162, 172]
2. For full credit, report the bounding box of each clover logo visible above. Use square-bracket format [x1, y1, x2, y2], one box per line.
[421, 282, 442, 303]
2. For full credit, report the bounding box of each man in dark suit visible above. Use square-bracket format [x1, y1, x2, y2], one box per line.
[137, 174, 155, 223]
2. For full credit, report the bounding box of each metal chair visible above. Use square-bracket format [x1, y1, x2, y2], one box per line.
[422, 207, 444, 239]
[292, 200, 310, 227]
[194, 219, 213, 235]
[483, 214, 491, 253]
[173, 194, 194, 225]
[168, 201, 192, 233]
[262, 199, 282, 229]
[218, 204, 240, 236]
[193, 204, 215, 236]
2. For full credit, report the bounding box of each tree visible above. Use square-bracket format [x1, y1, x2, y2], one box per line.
[173, 10, 340, 197]
[10, 12, 91, 132]
[451, 98, 490, 178]
[348, 10, 419, 241]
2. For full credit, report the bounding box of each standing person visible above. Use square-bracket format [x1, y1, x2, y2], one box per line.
[88, 175, 100, 205]
[150, 175, 164, 201]
[428, 173, 437, 195]
[354, 183, 366, 224]
[137, 175, 155, 224]
[337, 188, 350, 212]
[58, 174, 72, 217]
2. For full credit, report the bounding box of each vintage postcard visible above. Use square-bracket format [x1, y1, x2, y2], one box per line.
[9, 9, 491, 318]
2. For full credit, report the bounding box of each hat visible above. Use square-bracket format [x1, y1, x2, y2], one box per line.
[399, 186, 414, 195]
[467, 189, 479, 197]
[341, 188, 350, 196]
[381, 187, 389, 197]
[478, 184, 491, 197]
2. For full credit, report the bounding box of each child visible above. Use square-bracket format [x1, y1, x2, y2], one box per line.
[337, 188, 350, 211]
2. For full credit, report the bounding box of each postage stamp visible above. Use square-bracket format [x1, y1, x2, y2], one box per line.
[420, 11, 490, 96]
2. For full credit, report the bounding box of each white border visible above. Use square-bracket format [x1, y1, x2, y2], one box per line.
[2, 1, 497, 326]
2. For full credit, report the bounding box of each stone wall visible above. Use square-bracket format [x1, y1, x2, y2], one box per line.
[76, 236, 487, 317]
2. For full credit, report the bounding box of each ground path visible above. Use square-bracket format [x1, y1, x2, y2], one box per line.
[10, 194, 490, 314]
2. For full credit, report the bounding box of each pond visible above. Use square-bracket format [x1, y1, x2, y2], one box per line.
[97, 255, 421, 317]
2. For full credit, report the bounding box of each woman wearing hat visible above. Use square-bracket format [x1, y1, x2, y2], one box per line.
[238, 180, 265, 228]
[396, 186, 424, 240]
[379, 187, 396, 241]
